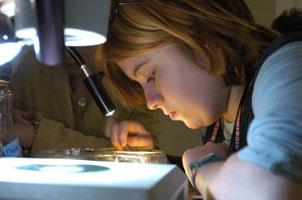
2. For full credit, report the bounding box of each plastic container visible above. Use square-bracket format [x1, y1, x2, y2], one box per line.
[0, 82, 22, 157]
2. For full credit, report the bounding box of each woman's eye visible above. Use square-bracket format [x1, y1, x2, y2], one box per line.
[147, 71, 156, 83]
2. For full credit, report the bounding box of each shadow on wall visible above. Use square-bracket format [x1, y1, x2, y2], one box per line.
[159, 114, 202, 156]
[244, 0, 276, 27]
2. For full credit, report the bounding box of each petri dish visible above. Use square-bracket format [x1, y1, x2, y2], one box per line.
[34, 148, 116, 161]
[35, 147, 167, 164]
[115, 149, 167, 164]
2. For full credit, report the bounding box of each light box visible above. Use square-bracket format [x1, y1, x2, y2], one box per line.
[0, 158, 188, 200]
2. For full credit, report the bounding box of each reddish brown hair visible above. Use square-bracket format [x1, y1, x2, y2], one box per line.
[97, 0, 277, 107]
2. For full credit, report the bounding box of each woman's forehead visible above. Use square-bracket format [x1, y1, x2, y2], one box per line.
[117, 54, 148, 77]
[118, 45, 175, 66]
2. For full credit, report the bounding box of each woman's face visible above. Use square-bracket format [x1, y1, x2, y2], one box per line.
[118, 45, 230, 129]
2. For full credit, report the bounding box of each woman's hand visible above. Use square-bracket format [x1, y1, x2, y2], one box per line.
[183, 142, 229, 166]
[182, 142, 229, 187]
[104, 118, 155, 150]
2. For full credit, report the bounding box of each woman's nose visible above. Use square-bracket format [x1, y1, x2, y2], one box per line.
[144, 86, 163, 110]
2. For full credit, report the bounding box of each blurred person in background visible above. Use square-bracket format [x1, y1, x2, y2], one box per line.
[272, 7, 302, 34]
[10, 46, 161, 156]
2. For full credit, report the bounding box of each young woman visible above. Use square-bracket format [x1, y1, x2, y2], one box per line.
[97, 0, 302, 199]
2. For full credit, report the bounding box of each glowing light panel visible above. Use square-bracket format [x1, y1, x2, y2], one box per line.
[0, 158, 188, 200]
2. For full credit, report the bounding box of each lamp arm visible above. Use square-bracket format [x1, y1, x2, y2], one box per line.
[65, 46, 116, 116]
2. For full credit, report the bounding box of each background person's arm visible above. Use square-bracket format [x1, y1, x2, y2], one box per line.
[31, 118, 112, 154]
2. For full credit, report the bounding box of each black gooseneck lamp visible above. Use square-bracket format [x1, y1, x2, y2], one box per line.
[66, 46, 116, 117]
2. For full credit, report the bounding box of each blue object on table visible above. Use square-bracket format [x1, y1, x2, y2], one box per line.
[1, 137, 22, 157]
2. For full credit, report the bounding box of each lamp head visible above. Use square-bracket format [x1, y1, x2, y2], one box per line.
[0, 0, 15, 18]
[0, 13, 22, 66]
[15, 0, 111, 46]
[1, 0, 112, 67]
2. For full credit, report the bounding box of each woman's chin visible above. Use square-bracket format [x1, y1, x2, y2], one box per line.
[183, 119, 202, 130]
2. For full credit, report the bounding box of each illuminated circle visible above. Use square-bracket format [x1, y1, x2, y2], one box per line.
[16, 164, 109, 173]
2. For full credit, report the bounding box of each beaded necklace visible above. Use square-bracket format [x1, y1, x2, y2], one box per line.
[210, 83, 250, 152]
[210, 109, 241, 151]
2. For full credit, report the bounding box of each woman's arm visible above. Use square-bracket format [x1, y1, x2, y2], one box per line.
[185, 42, 302, 199]
[195, 154, 302, 200]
